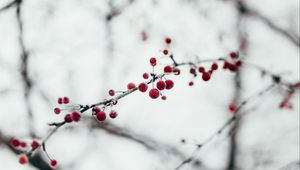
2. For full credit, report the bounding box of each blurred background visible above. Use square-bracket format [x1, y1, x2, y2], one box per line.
[0, 0, 299, 170]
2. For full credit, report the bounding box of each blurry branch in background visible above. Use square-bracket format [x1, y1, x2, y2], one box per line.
[279, 161, 300, 170]
[15, 0, 36, 138]
[175, 83, 276, 170]
[234, 0, 300, 47]
[0, 131, 60, 170]
[85, 120, 207, 169]
[0, 0, 36, 137]
[227, 0, 248, 169]
[0, 0, 18, 12]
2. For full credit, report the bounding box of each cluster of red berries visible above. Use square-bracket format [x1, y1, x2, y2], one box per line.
[223, 52, 242, 72]
[10, 137, 40, 150]
[53, 97, 83, 123]
[10, 138, 58, 167]
[162, 37, 172, 55]
[92, 107, 118, 122]
[18, 153, 58, 168]
[53, 96, 70, 114]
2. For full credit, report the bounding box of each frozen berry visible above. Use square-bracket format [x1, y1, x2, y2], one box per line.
[188, 81, 194, 86]
[63, 97, 70, 104]
[127, 83, 136, 90]
[229, 51, 239, 58]
[211, 63, 218, 71]
[31, 140, 40, 149]
[150, 57, 157, 66]
[109, 110, 118, 119]
[228, 102, 237, 112]
[165, 37, 172, 44]
[96, 111, 106, 121]
[143, 73, 149, 79]
[50, 159, 58, 168]
[108, 89, 115, 96]
[10, 137, 20, 148]
[54, 108, 61, 114]
[163, 49, 168, 55]
[71, 111, 81, 122]
[164, 65, 173, 73]
[57, 98, 63, 104]
[198, 66, 205, 73]
[190, 68, 196, 74]
[149, 88, 160, 99]
[165, 80, 174, 90]
[138, 82, 148, 92]
[235, 60, 242, 67]
[18, 154, 28, 164]
[156, 80, 166, 90]
[202, 72, 211, 81]
[20, 141, 27, 148]
[64, 114, 73, 123]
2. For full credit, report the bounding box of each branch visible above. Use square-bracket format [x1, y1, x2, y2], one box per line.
[175, 83, 276, 170]
[0, 0, 18, 12]
[0, 131, 60, 170]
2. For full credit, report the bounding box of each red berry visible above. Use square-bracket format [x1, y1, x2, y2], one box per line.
[190, 68, 196, 74]
[50, 159, 58, 168]
[141, 31, 147, 41]
[138, 83, 148, 92]
[198, 66, 205, 73]
[127, 83, 136, 90]
[223, 61, 229, 69]
[150, 57, 157, 66]
[165, 37, 172, 44]
[188, 81, 194, 86]
[165, 80, 174, 90]
[161, 95, 167, 100]
[164, 65, 173, 73]
[10, 137, 20, 148]
[54, 108, 61, 114]
[31, 140, 40, 149]
[143, 73, 149, 79]
[229, 51, 239, 59]
[294, 81, 300, 88]
[109, 110, 118, 119]
[228, 102, 237, 112]
[173, 68, 181, 75]
[211, 63, 218, 70]
[228, 63, 238, 72]
[163, 49, 168, 55]
[202, 72, 211, 81]
[71, 111, 81, 122]
[20, 141, 27, 148]
[156, 80, 166, 90]
[96, 111, 106, 121]
[64, 114, 73, 123]
[57, 98, 63, 104]
[18, 154, 28, 164]
[63, 97, 70, 104]
[149, 88, 160, 99]
[235, 60, 242, 67]
[108, 89, 115, 96]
